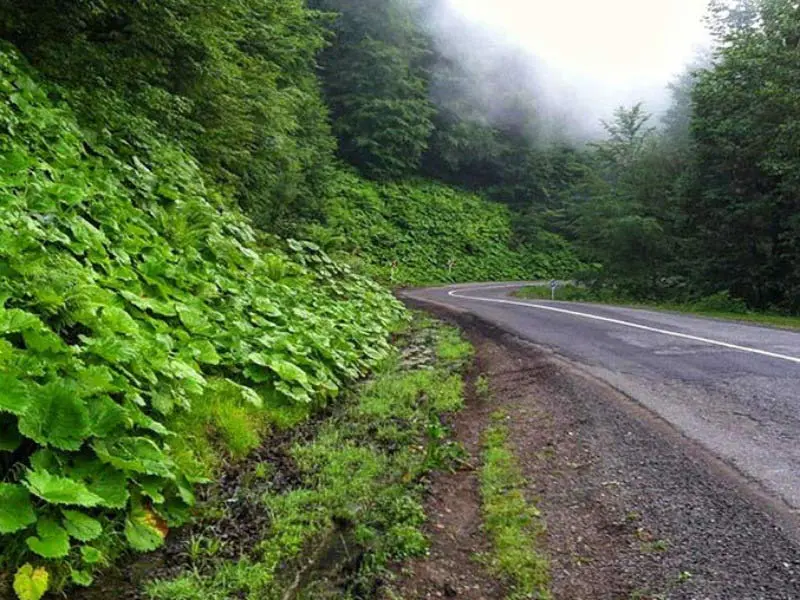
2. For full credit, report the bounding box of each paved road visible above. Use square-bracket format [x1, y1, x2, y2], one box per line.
[404, 282, 800, 518]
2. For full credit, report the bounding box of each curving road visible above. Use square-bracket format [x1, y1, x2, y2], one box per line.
[404, 282, 800, 521]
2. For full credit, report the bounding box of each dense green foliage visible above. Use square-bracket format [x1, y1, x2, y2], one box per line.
[145, 316, 471, 600]
[0, 0, 335, 234]
[305, 172, 580, 285]
[561, 0, 800, 312]
[308, 0, 583, 260]
[0, 0, 580, 278]
[0, 47, 404, 593]
[8, 0, 800, 592]
[687, 0, 800, 309]
[310, 0, 434, 179]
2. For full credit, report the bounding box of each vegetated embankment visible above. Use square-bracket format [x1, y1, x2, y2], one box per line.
[0, 45, 405, 599]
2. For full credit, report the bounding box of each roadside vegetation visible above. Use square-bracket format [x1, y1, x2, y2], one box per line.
[143, 315, 472, 600]
[0, 47, 405, 598]
[481, 412, 550, 600]
[304, 172, 580, 286]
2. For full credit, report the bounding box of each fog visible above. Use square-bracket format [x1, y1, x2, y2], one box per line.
[426, 0, 711, 140]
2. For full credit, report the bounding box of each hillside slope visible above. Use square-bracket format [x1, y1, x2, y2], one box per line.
[0, 45, 404, 596]
[307, 172, 581, 286]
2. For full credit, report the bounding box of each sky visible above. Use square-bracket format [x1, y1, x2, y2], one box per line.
[432, 0, 712, 137]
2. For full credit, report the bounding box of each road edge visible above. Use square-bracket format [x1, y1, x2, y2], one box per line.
[399, 291, 800, 546]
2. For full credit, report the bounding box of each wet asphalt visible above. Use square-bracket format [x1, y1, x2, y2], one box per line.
[404, 283, 800, 519]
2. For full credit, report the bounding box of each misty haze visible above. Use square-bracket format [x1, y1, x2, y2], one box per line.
[427, 0, 710, 140]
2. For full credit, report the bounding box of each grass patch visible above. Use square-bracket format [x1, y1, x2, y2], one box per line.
[145, 317, 471, 600]
[436, 326, 474, 363]
[514, 285, 800, 331]
[481, 412, 550, 600]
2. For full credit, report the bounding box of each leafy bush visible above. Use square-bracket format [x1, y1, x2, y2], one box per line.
[0, 45, 405, 595]
[306, 171, 581, 286]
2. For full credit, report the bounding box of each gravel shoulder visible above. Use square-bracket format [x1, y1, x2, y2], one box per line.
[398, 299, 800, 599]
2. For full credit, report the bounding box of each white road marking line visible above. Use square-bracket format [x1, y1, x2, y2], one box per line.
[448, 286, 800, 365]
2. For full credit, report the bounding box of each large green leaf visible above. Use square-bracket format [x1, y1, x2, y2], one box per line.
[22, 328, 68, 354]
[175, 304, 212, 335]
[86, 395, 129, 437]
[13, 564, 49, 600]
[68, 457, 130, 509]
[212, 378, 262, 409]
[119, 291, 177, 316]
[189, 339, 220, 365]
[101, 306, 140, 335]
[93, 436, 175, 479]
[124, 500, 167, 552]
[268, 358, 311, 390]
[17, 381, 91, 450]
[70, 568, 94, 587]
[81, 334, 140, 364]
[26, 518, 70, 559]
[25, 468, 104, 507]
[0, 373, 31, 416]
[62, 510, 102, 541]
[85, 466, 130, 509]
[0, 308, 41, 334]
[80, 545, 104, 565]
[77, 365, 118, 396]
[137, 476, 166, 504]
[0, 483, 37, 534]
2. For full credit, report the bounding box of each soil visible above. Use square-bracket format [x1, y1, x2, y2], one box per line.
[392, 302, 800, 600]
[386, 352, 506, 600]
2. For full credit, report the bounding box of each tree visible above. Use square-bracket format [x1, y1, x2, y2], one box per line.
[687, 0, 800, 309]
[0, 0, 335, 233]
[569, 106, 682, 298]
[311, 0, 435, 179]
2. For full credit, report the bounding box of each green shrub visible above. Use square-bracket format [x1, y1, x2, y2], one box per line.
[690, 291, 749, 315]
[0, 45, 405, 594]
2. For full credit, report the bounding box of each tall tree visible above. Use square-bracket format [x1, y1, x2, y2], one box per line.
[570, 106, 681, 297]
[311, 0, 435, 179]
[0, 0, 335, 232]
[688, 0, 800, 309]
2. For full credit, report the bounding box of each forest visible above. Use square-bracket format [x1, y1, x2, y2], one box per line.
[0, 0, 798, 597]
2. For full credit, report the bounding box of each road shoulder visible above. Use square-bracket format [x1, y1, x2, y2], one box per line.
[398, 299, 800, 599]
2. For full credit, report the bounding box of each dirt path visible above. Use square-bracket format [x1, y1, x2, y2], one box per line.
[388, 351, 506, 600]
[393, 304, 800, 599]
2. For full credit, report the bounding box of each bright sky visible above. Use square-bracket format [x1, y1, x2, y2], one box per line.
[438, 0, 711, 132]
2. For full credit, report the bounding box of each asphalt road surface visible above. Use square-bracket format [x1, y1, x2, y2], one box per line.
[404, 282, 800, 524]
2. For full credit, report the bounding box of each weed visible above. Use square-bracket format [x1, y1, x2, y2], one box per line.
[253, 463, 271, 480]
[640, 538, 668, 553]
[146, 317, 472, 599]
[476, 373, 491, 400]
[435, 327, 474, 365]
[185, 535, 225, 566]
[480, 412, 550, 600]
